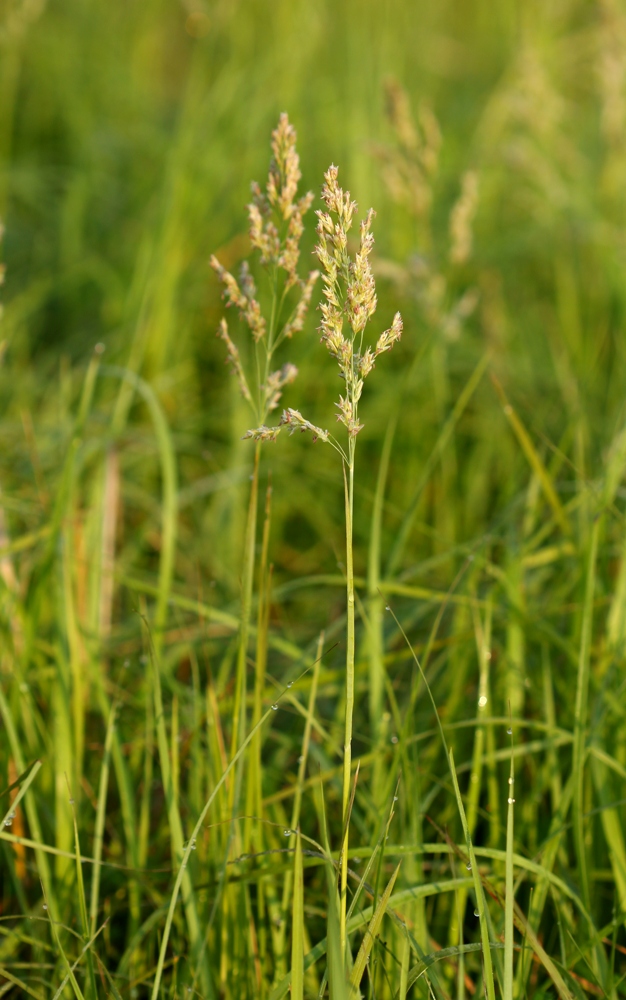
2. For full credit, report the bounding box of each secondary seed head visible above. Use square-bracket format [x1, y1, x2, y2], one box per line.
[211, 114, 319, 442]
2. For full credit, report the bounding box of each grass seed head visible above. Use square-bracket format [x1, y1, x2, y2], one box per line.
[210, 255, 267, 342]
[377, 80, 441, 225]
[212, 114, 319, 441]
[312, 164, 402, 439]
[267, 112, 302, 220]
[248, 113, 315, 289]
[449, 170, 479, 265]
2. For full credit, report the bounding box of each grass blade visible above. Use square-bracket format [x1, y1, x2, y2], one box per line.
[89, 700, 117, 938]
[349, 862, 400, 995]
[449, 749, 496, 1000]
[572, 516, 600, 915]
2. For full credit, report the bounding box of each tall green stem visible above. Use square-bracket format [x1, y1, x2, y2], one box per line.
[229, 443, 260, 794]
[340, 445, 355, 962]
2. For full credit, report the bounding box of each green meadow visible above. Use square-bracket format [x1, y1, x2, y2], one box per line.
[2, 0, 626, 996]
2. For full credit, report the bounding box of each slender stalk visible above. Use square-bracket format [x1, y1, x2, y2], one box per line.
[504, 731, 515, 1000]
[245, 478, 272, 852]
[339, 443, 356, 961]
[229, 443, 260, 777]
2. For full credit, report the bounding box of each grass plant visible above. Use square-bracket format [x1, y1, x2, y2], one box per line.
[2, 0, 626, 997]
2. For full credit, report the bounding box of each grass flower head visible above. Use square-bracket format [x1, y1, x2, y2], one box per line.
[210, 114, 319, 439]
[283, 164, 402, 455]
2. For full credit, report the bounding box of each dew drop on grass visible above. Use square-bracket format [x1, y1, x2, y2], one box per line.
[191, 839, 197, 850]
[474, 908, 480, 917]
[508, 797, 516, 804]
[298, 755, 304, 763]
[284, 829, 292, 837]
[287, 681, 293, 688]
[393, 795, 398, 802]
[507, 727, 513, 735]
[43, 904, 48, 911]
[271, 704, 278, 711]
[466, 862, 472, 871]
[508, 777, 514, 785]
[391, 735, 398, 744]
[385, 605, 390, 611]
[478, 695, 487, 708]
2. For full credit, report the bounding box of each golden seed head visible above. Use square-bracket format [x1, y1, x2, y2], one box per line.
[449, 170, 479, 266]
[247, 114, 315, 294]
[346, 208, 377, 334]
[320, 165, 357, 232]
[213, 115, 319, 447]
[313, 163, 403, 439]
[267, 113, 302, 220]
[377, 81, 441, 225]
[385, 78, 419, 153]
[210, 254, 267, 342]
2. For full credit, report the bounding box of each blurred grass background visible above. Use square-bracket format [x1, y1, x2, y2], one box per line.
[2, 0, 626, 996]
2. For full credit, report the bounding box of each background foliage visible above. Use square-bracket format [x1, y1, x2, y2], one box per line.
[2, 0, 626, 996]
